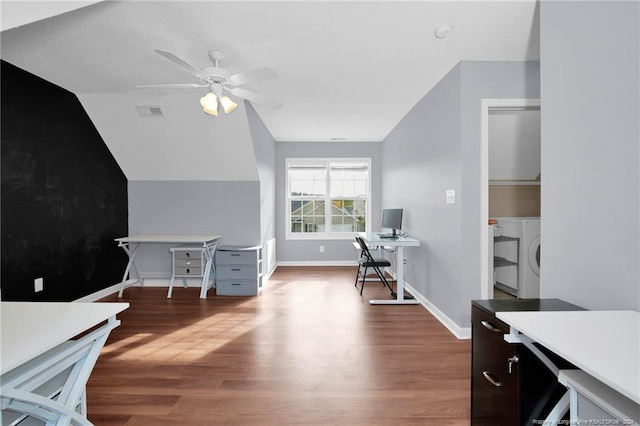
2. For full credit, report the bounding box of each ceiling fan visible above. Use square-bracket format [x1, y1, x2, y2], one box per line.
[138, 49, 282, 115]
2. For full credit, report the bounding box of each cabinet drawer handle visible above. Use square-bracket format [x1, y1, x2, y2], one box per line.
[185, 253, 191, 258]
[231, 268, 241, 271]
[482, 371, 502, 387]
[480, 320, 502, 333]
[186, 268, 191, 274]
[230, 253, 241, 257]
[231, 283, 241, 286]
[185, 261, 192, 266]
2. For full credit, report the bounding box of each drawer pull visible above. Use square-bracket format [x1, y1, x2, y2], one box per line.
[186, 268, 191, 274]
[185, 261, 191, 266]
[230, 253, 241, 257]
[482, 371, 502, 387]
[231, 268, 241, 271]
[185, 253, 191, 258]
[480, 320, 502, 333]
[231, 283, 241, 286]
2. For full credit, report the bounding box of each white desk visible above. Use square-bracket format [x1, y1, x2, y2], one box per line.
[358, 232, 420, 305]
[1, 301, 128, 425]
[497, 310, 640, 423]
[115, 234, 221, 298]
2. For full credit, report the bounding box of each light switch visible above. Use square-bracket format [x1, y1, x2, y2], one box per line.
[446, 189, 456, 204]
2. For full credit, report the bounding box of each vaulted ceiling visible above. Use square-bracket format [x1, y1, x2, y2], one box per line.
[1, 1, 539, 143]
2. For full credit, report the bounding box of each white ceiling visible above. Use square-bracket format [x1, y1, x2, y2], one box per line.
[0, 1, 539, 142]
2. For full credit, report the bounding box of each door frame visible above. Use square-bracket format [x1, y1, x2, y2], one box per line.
[480, 98, 541, 299]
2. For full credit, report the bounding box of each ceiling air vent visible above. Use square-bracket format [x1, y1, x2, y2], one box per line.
[136, 106, 164, 117]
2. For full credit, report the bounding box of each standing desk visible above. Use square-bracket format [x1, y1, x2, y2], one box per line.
[1, 301, 128, 425]
[115, 234, 221, 298]
[358, 232, 420, 305]
[497, 310, 640, 423]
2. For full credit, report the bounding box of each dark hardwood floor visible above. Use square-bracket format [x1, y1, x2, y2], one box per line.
[88, 266, 471, 425]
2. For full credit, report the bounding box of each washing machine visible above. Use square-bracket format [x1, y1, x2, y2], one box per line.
[494, 217, 540, 298]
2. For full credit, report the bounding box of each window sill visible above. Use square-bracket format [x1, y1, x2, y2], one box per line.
[286, 234, 361, 241]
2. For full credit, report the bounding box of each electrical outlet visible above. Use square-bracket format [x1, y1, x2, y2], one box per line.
[319, 245, 325, 253]
[34, 277, 44, 292]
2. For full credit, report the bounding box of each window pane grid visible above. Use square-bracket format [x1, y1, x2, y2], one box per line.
[290, 200, 325, 234]
[287, 159, 369, 238]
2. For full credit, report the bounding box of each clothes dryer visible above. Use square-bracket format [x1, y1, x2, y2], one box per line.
[494, 217, 540, 298]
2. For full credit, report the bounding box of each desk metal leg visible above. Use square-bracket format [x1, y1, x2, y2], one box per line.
[199, 242, 218, 299]
[1, 317, 120, 425]
[118, 242, 142, 297]
[370, 246, 419, 305]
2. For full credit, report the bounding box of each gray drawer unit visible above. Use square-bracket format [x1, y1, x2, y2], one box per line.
[216, 250, 255, 265]
[217, 265, 258, 280]
[216, 281, 257, 296]
[171, 247, 204, 277]
[215, 245, 262, 296]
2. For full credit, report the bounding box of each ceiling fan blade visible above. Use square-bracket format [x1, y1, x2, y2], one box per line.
[154, 49, 207, 79]
[229, 87, 283, 110]
[135, 83, 207, 89]
[227, 67, 278, 86]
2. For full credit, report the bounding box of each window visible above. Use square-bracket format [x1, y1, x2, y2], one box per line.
[287, 158, 371, 239]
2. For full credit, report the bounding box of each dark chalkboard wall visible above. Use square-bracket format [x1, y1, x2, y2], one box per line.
[1, 60, 128, 301]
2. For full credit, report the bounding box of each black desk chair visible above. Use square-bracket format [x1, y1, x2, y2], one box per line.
[354, 236, 394, 296]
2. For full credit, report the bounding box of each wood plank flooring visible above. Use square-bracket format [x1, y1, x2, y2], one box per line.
[88, 266, 471, 425]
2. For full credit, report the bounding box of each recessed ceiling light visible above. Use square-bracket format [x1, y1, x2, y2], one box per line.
[434, 23, 454, 39]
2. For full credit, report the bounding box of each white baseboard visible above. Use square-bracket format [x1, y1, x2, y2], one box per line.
[277, 261, 357, 267]
[404, 282, 471, 340]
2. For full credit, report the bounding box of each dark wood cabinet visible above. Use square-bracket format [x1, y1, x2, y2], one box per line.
[471, 299, 584, 425]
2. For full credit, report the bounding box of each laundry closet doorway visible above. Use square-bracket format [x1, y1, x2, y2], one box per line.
[480, 99, 541, 300]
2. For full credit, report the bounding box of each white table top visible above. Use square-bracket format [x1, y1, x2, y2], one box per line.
[497, 310, 640, 404]
[358, 232, 420, 246]
[1, 302, 129, 375]
[115, 234, 221, 245]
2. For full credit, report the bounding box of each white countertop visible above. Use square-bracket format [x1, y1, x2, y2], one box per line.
[497, 310, 640, 404]
[1, 301, 129, 375]
[115, 234, 221, 244]
[358, 232, 420, 246]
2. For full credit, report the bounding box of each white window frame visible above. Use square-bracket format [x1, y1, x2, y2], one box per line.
[286, 158, 371, 240]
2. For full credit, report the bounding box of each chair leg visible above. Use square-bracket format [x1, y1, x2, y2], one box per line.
[373, 265, 394, 293]
[354, 264, 361, 288]
[359, 266, 368, 295]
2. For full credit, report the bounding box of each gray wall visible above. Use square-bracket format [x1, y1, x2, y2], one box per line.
[128, 180, 261, 275]
[539, 1, 640, 310]
[383, 61, 540, 329]
[383, 65, 463, 320]
[275, 142, 383, 263]
[246, 102, 278, 275]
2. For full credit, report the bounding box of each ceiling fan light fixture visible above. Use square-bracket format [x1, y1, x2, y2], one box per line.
[219, 96, 238, 114]
[200, 92, 219, 116]
[202, 106, 218, 116]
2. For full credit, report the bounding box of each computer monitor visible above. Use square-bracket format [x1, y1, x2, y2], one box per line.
[380, 208, 403, 238]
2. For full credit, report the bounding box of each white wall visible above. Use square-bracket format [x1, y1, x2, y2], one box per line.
[78, 93, 258, 181]
[540, 1, 640, 310]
